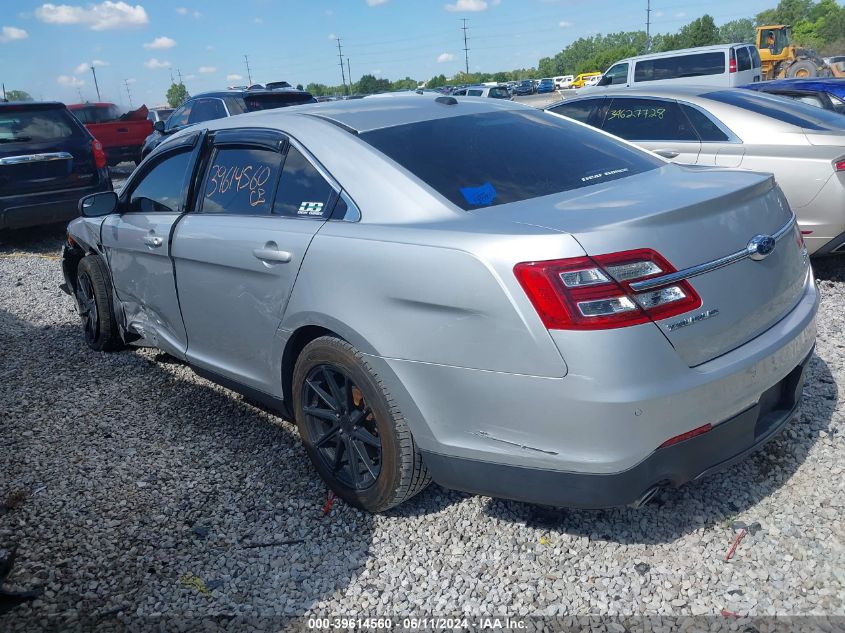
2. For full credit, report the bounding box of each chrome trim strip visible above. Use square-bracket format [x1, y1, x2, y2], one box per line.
[630, 214, 797, 292]
[0, 152, 73, 166]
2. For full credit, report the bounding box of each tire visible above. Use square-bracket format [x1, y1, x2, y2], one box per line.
[76, 254, 122, 352]
[292, 336, 430, 512]
[787, 60, 818, 78]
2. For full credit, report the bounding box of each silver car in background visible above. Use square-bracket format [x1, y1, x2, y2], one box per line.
[62, 96, 817, 513]
[546, 86, 845, 255]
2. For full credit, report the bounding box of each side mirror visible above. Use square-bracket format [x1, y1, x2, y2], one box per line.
[598, 75, 612, 86]
[80, 191, 119, 217]
[154, 120, 165, 133]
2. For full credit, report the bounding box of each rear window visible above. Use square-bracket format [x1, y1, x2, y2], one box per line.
[0, 107, 82, 143]
[705, 89, 845, 131]
[489, 87, 510, 99]
[359, 110, 662, 211]
[634, 52, 725, 82]
[71, 105, 121, 123]
[244, 93, 316, 112]
[736, 46, 751, 72]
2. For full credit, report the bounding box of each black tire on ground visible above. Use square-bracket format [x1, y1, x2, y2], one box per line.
[292, 336, 430, 512]
[76, 254, 122, 352]
[787, 60, 818, 78]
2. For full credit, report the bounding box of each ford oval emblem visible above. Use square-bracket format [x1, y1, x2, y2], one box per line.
[747, 234, 776, 261]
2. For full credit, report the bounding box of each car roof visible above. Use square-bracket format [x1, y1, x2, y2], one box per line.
[67, 102, 115, 109]
[0, 101, 67, 110]
[563, 85, 729, 100]
[190, 88, 311, 99]
[200, 94, 530, 134]
[744, 78, 845, 94]
[614, 42, 750, 65]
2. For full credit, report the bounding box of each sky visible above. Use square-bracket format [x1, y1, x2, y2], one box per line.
[1, 0, 784, 108]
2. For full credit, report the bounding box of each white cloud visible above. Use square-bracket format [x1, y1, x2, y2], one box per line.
[175, 7, 187, 14]
[437, 52, 456, 63]
[74, 59, 108, 74]
[226, 73, 243, 81]
[0, 26, 28, 43]
[558, 20, 572, 27]
[143, 36, 176, 49]
[445, 0, 488, 12]
[367, 0, 389, 5]
[198, 66, 216, 73]
[205, 44, 214, 50]
[35, 2, 149, 30]
[57, 74, 84, 87]
[193, 10, 201, 18]
[144, 58, 171, 69]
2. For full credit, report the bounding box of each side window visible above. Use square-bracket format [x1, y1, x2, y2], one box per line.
[188, 98, 227, 124]
[273, 146, 335, 218]
[634, 52, 725, 82]
[128, 151, 193, 213]
[736, 47, 751, 72]
[166, 104, 191, 130]
[201, 146, 282, 215]
[750, 46, 762, 69]
[467, 89, 483, 96]
[548, 100, 600, 125]
[602, 98, 697, 141]
[679, 104, 730, 142]
[604, 63, 629, 85]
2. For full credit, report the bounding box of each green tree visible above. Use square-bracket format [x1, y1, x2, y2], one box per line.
[166, 82, 189, 107]
[356, 74, 390, 94]
[295, 83, 304, 90]
[427, 74, 448, 88]
[391, 76, 418, 90]
[3, 89, 32, 102]
[657, 15, 720, 51]
[757, 0, 813, 25]
[719, 18, 757, 44]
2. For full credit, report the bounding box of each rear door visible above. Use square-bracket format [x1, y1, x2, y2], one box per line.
[677, 101, 745, 167]
[599, 97, 701, 163]
[100, 131, 204, 357]
[0, 104, 101, 197]
[172, 129, 340, 396]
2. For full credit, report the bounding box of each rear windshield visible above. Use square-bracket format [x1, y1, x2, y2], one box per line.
[0, 107, 82, 143]
[634, 52, 725, 82]
[244, 93, 316, 112]
[359, 110, 662, 211]
[489, 87, 510, 99]
[71, 105, 121, 123]
[705, 89, 845, 131]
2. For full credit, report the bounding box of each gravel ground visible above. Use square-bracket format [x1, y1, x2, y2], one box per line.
[1, 225, 844, 629]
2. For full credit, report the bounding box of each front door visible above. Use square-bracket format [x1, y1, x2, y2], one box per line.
[172, 130, 341, 396]
[600, 97, 702, 164]
[100, 137, 200, 357]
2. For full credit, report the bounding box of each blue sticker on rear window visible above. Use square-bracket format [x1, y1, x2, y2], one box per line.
[459, 182, 497, 206]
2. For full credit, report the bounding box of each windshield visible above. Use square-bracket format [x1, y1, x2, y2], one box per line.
[705, 89, 845, 131]
[244, 93, 316, 111]
[359, 110, 662, 211]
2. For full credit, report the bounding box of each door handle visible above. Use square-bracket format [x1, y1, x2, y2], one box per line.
[143, 235, 163, 248]
[253, 248, 292, 263]
[654, 149, 680, 159]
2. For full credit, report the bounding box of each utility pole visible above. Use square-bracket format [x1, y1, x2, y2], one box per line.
[77, 88, 84, 102]
[462, 18, 470, 75]
[90, 64, 101, 101]
[1, 83, 6, 102]
[243, 54, 253, 84]
[177, 68, 184, 84]
[336, 38, 347, 96]
[124, 79, 133, 108]
[169, 69, 175, 84]
[347, 58, 352, 92]
[646, 0, 652, 52]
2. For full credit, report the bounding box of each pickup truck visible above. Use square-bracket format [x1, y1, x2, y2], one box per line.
[68, 103, 153, 166]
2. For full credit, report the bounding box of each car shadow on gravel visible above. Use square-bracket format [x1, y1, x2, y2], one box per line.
[0, 308, 374, 625]
[0, 224, 67, 255]
[481, 354, 837, 545]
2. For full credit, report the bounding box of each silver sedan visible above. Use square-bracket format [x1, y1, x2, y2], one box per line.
[546, 86, 845, 255]
[63, 96, 817, 512]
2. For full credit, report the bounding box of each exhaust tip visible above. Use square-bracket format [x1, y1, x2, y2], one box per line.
[629, 485, 662, 509]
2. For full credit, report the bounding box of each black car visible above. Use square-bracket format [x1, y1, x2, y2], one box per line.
[141, 88, 316, 158]
[0, 101, 111, 230]
[514, 80, 536, 96]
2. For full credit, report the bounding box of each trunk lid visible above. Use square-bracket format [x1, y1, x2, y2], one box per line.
[0, 103, 99, 197]
[483, 164, 809, 366]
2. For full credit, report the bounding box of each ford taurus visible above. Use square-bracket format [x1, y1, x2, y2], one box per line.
[62, 96, 818, 512]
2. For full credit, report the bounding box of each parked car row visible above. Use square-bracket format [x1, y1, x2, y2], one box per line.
[57, 91, 820, 514]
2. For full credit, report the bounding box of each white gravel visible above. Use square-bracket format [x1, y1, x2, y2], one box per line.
[1, 226, 843, 629]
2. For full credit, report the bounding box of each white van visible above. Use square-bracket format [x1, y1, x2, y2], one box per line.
[553, 75, 575, 89]
[595, 44, 761, 89]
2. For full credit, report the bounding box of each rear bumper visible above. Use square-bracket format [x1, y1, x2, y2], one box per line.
[0, 176, 111, 230]
[422, 351, 811, 508]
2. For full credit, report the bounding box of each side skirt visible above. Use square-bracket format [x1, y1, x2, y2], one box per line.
[191, 364, 292, 419]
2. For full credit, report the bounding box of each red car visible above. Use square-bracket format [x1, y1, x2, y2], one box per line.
[68, 102, 153, 166]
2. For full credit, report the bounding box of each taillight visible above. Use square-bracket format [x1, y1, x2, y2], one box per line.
[729, 49, 737, 73]
[658, 423, 712, 448]
[835, 159, 845, 172]
[514, 249, 702, 330]
[92, 139, 107, 169]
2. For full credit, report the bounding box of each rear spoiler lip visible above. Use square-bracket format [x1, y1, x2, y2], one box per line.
[630, 214, 797, 293]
